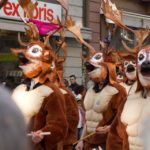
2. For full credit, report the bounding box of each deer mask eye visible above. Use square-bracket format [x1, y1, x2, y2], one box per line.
[132, 61, 136, 65]
[138, 51, 146, 65]
[91, 53, 103, 63]
[124, 61, 129, 68]
[94, 54, 101, 60]
[139, 54, 144, 61]
[28, 45, 42, 57]
[130, 61, 136, 67]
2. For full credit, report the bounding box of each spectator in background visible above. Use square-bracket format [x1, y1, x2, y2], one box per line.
[69, 75, 79, 93]
[0, 86, 30, 150]
[74, 85, 86, 140]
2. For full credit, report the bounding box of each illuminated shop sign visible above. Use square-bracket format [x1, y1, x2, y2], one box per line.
[0, 0, 61, 22]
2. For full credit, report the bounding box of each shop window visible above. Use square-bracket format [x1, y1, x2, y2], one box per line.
[0, 30, 21, 86]
[109, 27, 136, 51]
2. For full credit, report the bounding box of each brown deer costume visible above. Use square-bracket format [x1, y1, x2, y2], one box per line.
[101, 0, 150, 149]
[65, 17, 127, 149]
[44, 28, 79, 150]
[11, 15, 68, 150]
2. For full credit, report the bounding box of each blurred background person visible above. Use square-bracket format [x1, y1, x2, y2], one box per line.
[69, 75, 80, 93]
[0, 86, 30, 150]
[74, 85, 86, 139]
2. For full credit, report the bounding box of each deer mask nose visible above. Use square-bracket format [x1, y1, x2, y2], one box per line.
[18, 53, 29, 64]
[84, 62, 95, 72]
[141, 61, 150, 73]
[127, 64, 135, 73]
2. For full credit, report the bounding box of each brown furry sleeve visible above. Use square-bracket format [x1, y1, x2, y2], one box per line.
[41, 86, 68, 149]
[106, 97, 129, 150]
[63, 88, 79, 144]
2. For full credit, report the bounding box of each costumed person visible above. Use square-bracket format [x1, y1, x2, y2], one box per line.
[100, 0, 150, 149]
[118, 52, 137, 95]
[44, 27, 79, 150]
[65, 17, 127, 150]
[107, 42, 150, 150]
[11, 17, 68, 150]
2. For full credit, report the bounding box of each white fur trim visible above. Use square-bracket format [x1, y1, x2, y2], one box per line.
[12, 84, 53, 123]
[59, 88, 67, 95]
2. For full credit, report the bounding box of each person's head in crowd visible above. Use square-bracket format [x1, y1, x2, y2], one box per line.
[0, 86, 30, 150]
[69, 75, 77, 85]
[63, 78, 69, 87]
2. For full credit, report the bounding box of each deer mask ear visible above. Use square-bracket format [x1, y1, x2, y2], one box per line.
[11, 48, 26, 56]
[106, 62, 117, 85]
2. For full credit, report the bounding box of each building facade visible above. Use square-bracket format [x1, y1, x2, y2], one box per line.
[100, 0, 150, 49]
[0, 0, 149, 86]
[0, 0, 93, 85]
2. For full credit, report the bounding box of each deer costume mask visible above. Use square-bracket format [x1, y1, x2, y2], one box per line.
[11, 26, 57, 84]
[66, 17, 126, 150]
[117, 52, 137, 95]
[101, 0, 150, 150]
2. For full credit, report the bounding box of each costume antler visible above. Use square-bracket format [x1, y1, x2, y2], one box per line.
[101, 0, 150, 53]
[57, 0, 69, 12]
[66, 16, 96, 55]
[18, 0, 38, 18]
[0, 0, 7, 9]
[18, 21, 40, 47]
[57, 0, 69, 23]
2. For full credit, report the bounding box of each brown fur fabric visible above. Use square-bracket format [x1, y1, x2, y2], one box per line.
[85, 83, 127, 149]
[61, 87, 79, 150]
[106, 97, 129, 150]
[29, 82, 68, 150]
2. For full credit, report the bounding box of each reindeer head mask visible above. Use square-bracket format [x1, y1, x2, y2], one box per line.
[137, 45, 150, 90]
[11, 22, 58, 84]
[11, 0, 69, 84]
[118, 52, 137, 82]
[66, 17, 119, 85]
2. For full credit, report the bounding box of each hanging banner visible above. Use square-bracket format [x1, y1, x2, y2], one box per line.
[0, 0, 61, 22]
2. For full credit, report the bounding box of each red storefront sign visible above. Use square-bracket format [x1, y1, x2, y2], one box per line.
[0, 0, 61, 22]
